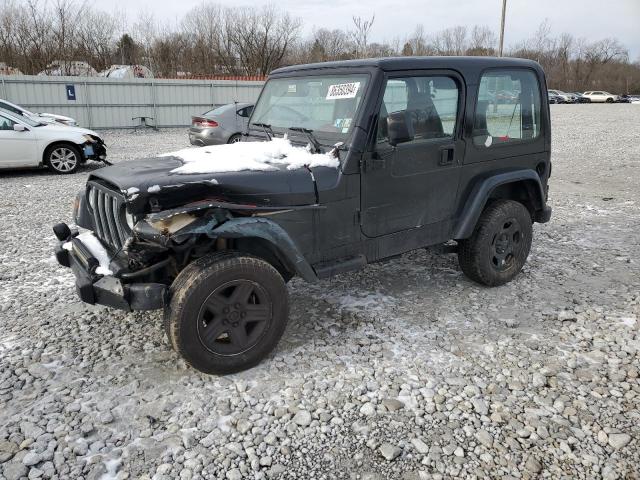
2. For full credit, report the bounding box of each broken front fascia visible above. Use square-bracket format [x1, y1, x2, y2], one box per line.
[130, 200, 321, 282]
[131, 199, 323, 247]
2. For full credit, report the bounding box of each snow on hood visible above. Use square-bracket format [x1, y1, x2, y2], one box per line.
[162, 136, 340, 175]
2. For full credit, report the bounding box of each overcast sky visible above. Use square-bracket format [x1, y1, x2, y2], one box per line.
[106, 0, 640, 60]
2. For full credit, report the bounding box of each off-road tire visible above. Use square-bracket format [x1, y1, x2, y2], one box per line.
[45, 143, 81, 174]
[458, 200, 532, 287]
[164, 252, 289, 374]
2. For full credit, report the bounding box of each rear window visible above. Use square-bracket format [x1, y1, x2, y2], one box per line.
[473, 69, 542, 147]
[203, 104, 234, 116]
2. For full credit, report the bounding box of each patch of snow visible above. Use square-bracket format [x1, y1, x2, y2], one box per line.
[62, 242, 73, 251]
[620, 316, 636, 327]
[163, 136, 339, 175]
[327, 292, 396, 312]
[99, 458, 122, 480]
[125, 187, 139, 195]
[217, 415, 233, 432]
[147, 185, 161, 193]
[76, 231, 113, 275]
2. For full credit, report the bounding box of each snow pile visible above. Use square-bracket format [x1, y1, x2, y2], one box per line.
[163, 136, 339, 175]
[76, 231, 113, 275]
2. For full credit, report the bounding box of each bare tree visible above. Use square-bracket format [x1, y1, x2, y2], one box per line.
[468, 26, 496, 56]
[351, 14, 375, 58]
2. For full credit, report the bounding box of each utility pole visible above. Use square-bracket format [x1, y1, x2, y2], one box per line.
[498, 0, 507, 57]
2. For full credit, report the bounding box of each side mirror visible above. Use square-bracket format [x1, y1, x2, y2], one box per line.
[387, 111, 414, 146]
[13, 124, 27, 132]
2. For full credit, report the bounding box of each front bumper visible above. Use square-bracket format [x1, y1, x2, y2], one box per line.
[82, 140, 107, 162]
[53, 223, 167, 311]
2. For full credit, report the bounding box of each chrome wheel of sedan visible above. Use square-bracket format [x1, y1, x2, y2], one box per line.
[47, 145, 80, 174]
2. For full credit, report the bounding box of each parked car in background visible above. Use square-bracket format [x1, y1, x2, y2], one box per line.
[548, 93, 563, 104]
[189, 103, 254, 146]
[0, 107, 106, 173]
[496, 90, 520, 103]
[0, 99, 78, 126]
[547, 90, 575, 103]
[582, 91, 619, 103]
[570, 92, 590, 103]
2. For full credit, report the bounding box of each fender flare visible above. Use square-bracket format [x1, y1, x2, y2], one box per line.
[211, 217, 318, 282]
[453, 169, 546, 240]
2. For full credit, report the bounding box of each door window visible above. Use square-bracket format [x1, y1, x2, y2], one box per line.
[0, 114, 16, 130]
[474, 69, 541, 146]
[377, 76, 459, 142]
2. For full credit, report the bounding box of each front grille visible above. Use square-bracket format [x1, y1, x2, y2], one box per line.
[87, 182, 130, 250]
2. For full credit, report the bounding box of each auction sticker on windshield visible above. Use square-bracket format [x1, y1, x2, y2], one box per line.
[326, 82, 360, 100]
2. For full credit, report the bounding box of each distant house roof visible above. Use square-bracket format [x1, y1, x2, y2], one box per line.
[98, 65, 154, 79]
[0, 62, 23, 76]
[37, 60, 97, 77]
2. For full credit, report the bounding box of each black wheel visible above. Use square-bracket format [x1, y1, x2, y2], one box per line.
[227, 134, 242, 144]
[46, 143, 81, 174]
[606, 97, 614, 103]
[164, 252, 289, 374]
[458, 200, 533, 286]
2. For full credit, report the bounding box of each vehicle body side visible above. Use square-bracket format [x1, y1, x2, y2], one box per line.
[58, 57, 551, 312]
[235, 58, 551, 273]
[0, 108, 105, 169]
[189, 103, 254, 146]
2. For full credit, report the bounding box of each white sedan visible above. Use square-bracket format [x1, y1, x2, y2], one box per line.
[0, 99, 77, 126]
[0, 107, 107, 174]
[582, 91, 619, 103]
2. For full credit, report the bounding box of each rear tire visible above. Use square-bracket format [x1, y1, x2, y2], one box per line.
[46, 143, 81, 174]
[228, 134, 242, 144]
[164, 252, 289, 374]
[458, 200, 533, 287]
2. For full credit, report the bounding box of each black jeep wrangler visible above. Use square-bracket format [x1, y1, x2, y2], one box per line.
[54, 57, 552, 374]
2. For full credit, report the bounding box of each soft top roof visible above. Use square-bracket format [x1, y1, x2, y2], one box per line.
[271, 56, 542, 76]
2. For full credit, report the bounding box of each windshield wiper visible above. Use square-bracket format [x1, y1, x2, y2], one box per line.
[288, 127, 321, 153]
[251, 122, 273, 141]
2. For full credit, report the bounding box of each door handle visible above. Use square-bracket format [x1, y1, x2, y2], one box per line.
[439, 144, 455, 166]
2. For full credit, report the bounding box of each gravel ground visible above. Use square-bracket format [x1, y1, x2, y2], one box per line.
[1, 104, 639, 480]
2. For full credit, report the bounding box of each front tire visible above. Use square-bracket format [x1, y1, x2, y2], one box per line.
[46, 144, 81, 174]
[165, 253, 289, 374]
[458, 200, 533, 287]
[606, 97, 614, 103]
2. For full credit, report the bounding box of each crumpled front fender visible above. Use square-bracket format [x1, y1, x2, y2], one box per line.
[211, 217, 318, 282]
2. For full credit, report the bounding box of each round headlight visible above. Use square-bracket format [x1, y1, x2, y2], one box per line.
[125, 212, 135, 229]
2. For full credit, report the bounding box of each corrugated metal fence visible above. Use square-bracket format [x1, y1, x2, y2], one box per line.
[0, 75, 264, 129]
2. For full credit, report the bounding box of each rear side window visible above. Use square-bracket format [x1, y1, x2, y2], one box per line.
[377, 75, 459, 142]
[473, 69, 541, 147]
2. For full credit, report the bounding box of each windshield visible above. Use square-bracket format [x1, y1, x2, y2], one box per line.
[0, 107, 42, 127]
[251, 74, 369, 140]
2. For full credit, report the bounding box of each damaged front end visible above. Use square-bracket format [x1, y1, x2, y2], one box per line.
[55, 185, 318, 312]
[81, 134, 109, 165]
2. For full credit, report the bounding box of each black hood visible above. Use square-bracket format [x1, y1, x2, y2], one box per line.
[89, 155, 331, 214]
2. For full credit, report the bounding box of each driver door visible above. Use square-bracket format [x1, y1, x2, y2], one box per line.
[0, 113, 38, 167]
[360, 72, 464, 238]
